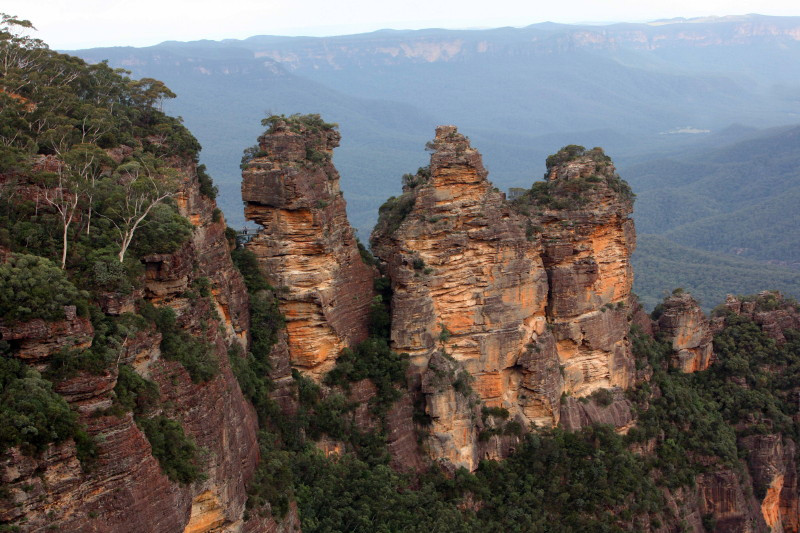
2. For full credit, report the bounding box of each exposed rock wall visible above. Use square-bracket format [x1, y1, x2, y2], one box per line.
[242, 119, 375, 379]
[655, 292, 714, 373]
[559, 389, 635, 433]
[740, 434, 799, 533]
[371, 128, 641, 469]
[0, 160, 293, 532]
[533, 150, 637, 396]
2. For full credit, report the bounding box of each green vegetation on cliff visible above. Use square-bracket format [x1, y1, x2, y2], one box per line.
[0, 14, 218, 486]
[512, 145, 634, 213]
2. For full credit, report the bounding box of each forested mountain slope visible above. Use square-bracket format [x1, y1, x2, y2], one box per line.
[3, 13, 800, 532]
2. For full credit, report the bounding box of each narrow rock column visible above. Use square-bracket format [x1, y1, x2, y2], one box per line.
[530, 148, 637, 395]
[242, 117, 375, 379]
[655, 291, 714, 372]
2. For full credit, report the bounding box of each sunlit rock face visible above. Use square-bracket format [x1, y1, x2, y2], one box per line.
[242, 118, 375, 380]
[372, 126, 563, 469]
[532, 149, 637, 397]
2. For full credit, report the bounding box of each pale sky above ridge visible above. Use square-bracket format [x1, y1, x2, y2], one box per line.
[4, 0, 800, 50]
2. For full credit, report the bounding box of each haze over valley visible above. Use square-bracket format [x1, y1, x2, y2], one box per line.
[73, 14, 800, 308]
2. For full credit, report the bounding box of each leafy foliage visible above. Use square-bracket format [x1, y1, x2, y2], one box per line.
[0, 15, 204, 271]
[372, 192, 415, 238]
[139, 303, 218, 383]
[0, 352, 96, 463]
[0, 254, 89, 323]
[112, 364, 159, 416]
[513, 145, 633, 213]
[261, 113, 338, 134]
[324, 337, 408, 419]
[137, 415, 205, 484]
[0, 355, 75, 452]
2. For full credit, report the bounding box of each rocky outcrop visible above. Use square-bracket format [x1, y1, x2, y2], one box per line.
[0, 305, 93, 363]
[242, 117, 375, 379]
[559, 389, 635, 433]
[739, 434, 800, 533]
[695, 469, 767, 533]
[529, 147, 637, 396]
[715, 292, 800, 344]
[371, 128, 637, 469]
[0, 157, 291, 531]
[655, 292, 714, 373]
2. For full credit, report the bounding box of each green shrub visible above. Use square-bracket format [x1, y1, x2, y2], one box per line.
[482, 406, 510, 420]
[113, 365, 159, 416]
[373, 193, 415, 237]
[0, 254, 89, 323]
[128, 203, 192, 258]
[196, 164, 218, 200]
[140, 303, 218, 383]
[324, 337, 408, 419]
[46, 308, 147, 382]
[138, 415, 205, 484]
[261, 113, 338, 134]
[357, 239, 377, 266]
[0, 355, 97, 461]
[589, 388, 614, 407]
[246, 431, 294, 518]
[231, 247, 271, 293]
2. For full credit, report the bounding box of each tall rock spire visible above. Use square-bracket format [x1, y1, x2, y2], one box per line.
[526, 146, 637, 395]
[241, 115, 375, 379]
[372, 126, 562, 470]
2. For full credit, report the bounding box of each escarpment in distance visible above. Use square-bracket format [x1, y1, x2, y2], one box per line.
[241, 115, 375, 379]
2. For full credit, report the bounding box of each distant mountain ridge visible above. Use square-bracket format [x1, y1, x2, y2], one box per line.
[71, 14, 800, 308]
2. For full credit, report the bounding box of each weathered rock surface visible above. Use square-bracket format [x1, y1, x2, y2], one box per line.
[695, 469, 767, 533]
[740, 434, 799, 533]
[0, 159, 293, 532]
[242, 118, 374, 379]
[371, 127, 562, 470]
[530, 148, 637, 396]
[0, 307, 93, 363]
[655, 292, 714, 373]
[559, 389, 635, 432]
[715, 292, 800, 344]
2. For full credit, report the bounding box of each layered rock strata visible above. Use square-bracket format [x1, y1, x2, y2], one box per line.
[372, 127, 569, 469]
[242, 118, 375, 379]
[655, 292, 714, 372]
[531, 148, 637, 396]
[0, 159, 292, 532]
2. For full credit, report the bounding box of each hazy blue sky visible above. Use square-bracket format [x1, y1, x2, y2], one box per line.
[5, 0, 800, 49]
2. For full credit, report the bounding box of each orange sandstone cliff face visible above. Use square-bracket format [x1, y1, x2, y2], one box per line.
[530, 150, 637, 397]
[242, 119, 375, 379]
[370, 128, 642, 469]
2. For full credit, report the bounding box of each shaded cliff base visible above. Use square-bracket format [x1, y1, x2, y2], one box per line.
[233, 287, 800, 533]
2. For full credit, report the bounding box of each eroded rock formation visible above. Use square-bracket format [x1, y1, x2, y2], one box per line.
[0, 158, 293, 532]
[715, 292, 800, 344]
[655, 292, 715, 373]
[370, 129, 638, 469]
[529, 147, 637, 396]
[242, 117, 375, 379]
